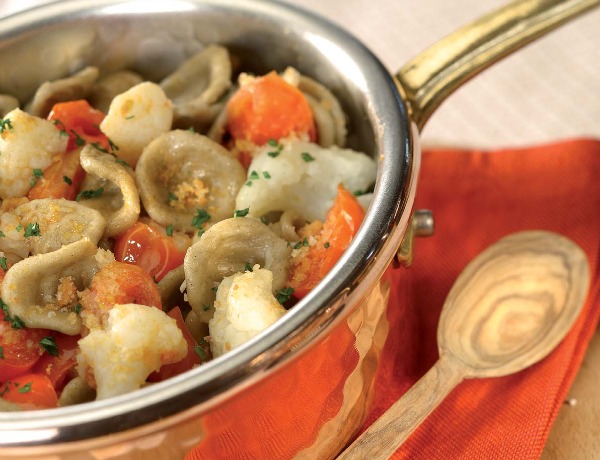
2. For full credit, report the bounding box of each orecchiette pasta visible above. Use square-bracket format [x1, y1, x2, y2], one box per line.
[160, 45, 232, 132]
[0, 198, 106, 258]
[88, 70, 145, 114]
[79, 145, 140, 238]
[184, 217, 291, 323]
[25, 66, 100, 118]
[1, 238, 97, 335]
[0, 45, 378, 410]
[0, 95, 19, 117]
[0, 108, 68, 199]
[135, 130, 246, 232]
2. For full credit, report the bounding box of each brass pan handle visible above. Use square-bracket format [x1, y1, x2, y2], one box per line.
[396, 0, 600, 131]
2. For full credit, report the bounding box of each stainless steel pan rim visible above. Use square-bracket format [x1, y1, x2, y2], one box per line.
[0, 0, 413, 446]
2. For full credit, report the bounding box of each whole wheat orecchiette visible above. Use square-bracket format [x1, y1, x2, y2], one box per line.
[0, 48, 376, 410]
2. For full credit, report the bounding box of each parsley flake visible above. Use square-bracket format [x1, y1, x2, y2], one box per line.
[76, 187, 104, 201]
[262, 171, 271, 179]
[15, 224, 22, 232]
[245, 181, 253, 187]
[324, 241, 331, 249]
[166, 224, 174, 236]
[108, 138, 119, 152]
[0, 231, 4, 238]
[301, 152, 315, 162]
[125, 115, 135, 120]
[70, 130, 86, 147]
[30, 168, 44, 187]
[74, 303, 82, 314]
[90, 142, 108, 154]
[293, 237, 309, 250]
[39, 336, 59, 357]
[168, 192, 178, 203]
[17, 382, 32, 394]
[0, 257, 7, 272]
[0, 118, 14, 133]
[2, 299, 25, 329]
[192, 209, 211, 235]
[202, 304, 211, 312]
[244, 263, 253, 272]
[63, 175, 72, 185]
[249, 170, 260, 180]
[275, 287, 295, 304]
[194, 342, 208, 362]
[353, 190, 366, 196]
[23, 222, 40, 237]
[233, 208, 249, 218]
[0, 347, 3, 359]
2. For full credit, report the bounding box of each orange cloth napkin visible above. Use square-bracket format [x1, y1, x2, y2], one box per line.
[364, 139, 600, 459]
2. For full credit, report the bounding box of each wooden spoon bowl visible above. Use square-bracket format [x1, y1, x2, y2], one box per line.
[339, 230, 590, 459]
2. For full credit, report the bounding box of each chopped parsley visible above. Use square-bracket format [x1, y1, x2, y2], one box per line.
[39, 336, 59, 357]
[166, 224, 174, 236]
[90, 142, 108, 154]
[324, 242, 331, 249]
[0, 118, 13, 133]
[245, 181, 253, 187]
[192, 208, 211, 236]
[74, 303, 82, 314]
[194, 341, 208, 362]
[249, 170, 260, 180]
[168, 192, 178, 203]
[233, 207, 250, 218]
[0, 347, 3, 359]
[211, 286, 219, 292]
[15, 224, 22, 232]
[76, 187, 104, 201]
[353, 189, 367, 196]
[70, 130, 86, 147]
[63, 175, 72, 185]
[0, 257, 7, 272]
[202, 304, 211, 312]
[108, 138, 119, 152]
[301, 152, 315, 162]
[275, 287, 295, 304]
[244, 263, 253, 272]
[0, 231, 4, 238]
[30, 168, 44, 187]
[17, 382, 32, 394]
[267, 139, 284, 158]
[293, 237, 309, 250]
[125, 115, 135, 120]
[1, 298, 25, 329]
[114, 157, 129, 167]
[23, 222, 41, 237]
[187, 126, 196, 133]
[262, 171, 271, 179]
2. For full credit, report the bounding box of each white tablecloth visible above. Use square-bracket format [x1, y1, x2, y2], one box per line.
[2, 0, 598, 149]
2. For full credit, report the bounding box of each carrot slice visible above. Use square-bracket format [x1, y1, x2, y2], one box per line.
[289, 185, 365, 298]
[226, 71, 316, 146]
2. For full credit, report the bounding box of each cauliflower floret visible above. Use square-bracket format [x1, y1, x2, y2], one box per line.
[100, 82, 173, 167]
[209, 266, 286, 358]
[0, 108, 68, 199]
[235, 139, 376, 222]
[77, 303, 187, 400]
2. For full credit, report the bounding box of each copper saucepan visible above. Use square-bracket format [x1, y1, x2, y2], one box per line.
[0, 0, 597, 458]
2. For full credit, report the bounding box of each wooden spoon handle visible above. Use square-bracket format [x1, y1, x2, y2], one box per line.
[338, 354, 467, 459]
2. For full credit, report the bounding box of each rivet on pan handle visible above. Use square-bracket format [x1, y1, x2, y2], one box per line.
[396, 209, 434, 267]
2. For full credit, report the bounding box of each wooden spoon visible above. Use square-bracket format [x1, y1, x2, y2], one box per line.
[338, 230, 590, 459]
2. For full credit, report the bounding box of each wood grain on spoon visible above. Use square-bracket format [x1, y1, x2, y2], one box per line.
[338, 230, 590, 460]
